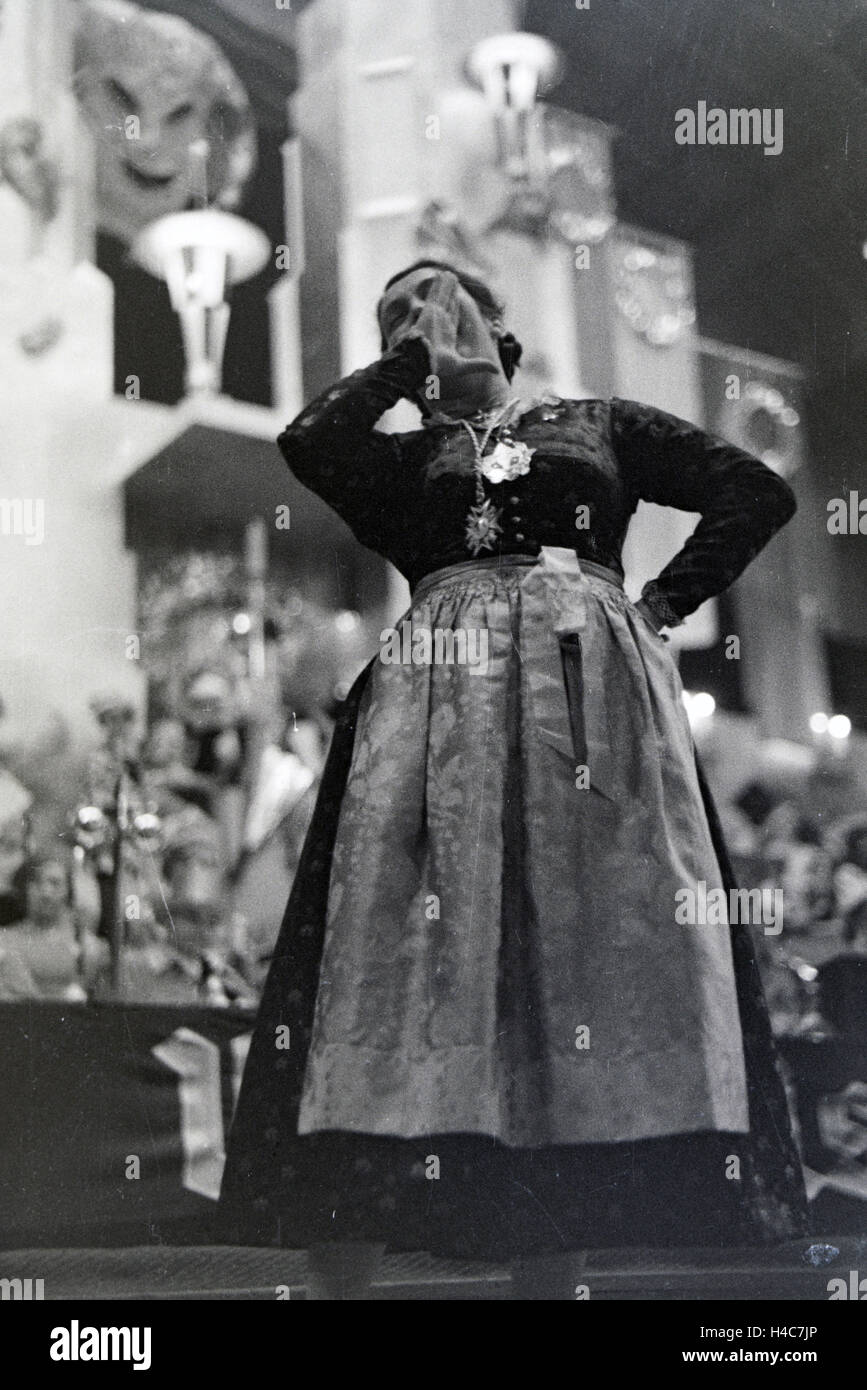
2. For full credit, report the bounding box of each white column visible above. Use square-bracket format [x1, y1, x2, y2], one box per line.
[0, 0, 142, 743]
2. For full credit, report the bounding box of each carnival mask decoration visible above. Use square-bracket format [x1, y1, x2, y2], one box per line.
[73, 0, 256, 245]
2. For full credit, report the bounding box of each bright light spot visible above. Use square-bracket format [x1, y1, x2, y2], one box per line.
[809, 712, 829, 734]
[335, 610, 360, 633]
[232, 612, 252, 635]
[682, 690, 716, 724]
[828, 714, 852, 740]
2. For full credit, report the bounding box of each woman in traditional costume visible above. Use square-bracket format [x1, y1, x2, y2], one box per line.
[219, 261, 807, 1298]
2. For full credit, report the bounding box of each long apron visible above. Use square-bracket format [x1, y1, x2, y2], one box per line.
[218, 551, 807, 1258]
[297, 550, 748, 1145]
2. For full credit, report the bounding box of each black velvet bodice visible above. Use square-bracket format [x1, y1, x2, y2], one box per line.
[277, 338, 796, 627]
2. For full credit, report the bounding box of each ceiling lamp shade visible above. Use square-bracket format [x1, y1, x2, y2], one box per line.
[466, 32, 563, 113]
[132, 209, 271, 397]
[466, 32, 564, 180]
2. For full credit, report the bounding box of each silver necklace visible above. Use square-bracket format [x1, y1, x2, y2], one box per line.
[458, 398, 535, 556]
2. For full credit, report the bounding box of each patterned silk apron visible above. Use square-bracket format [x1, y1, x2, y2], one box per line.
[297, 549, 750, 1147]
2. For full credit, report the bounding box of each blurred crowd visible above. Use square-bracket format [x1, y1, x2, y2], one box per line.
[0, 676, 330, 1008]
[722, 779, 867, 1042]
[0, 547, 383, 1010]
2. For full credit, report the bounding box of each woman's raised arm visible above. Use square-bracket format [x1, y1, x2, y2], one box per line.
[276, 337, 431, 544]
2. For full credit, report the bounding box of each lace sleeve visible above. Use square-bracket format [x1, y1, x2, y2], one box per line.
[610, 397, 797, 628]
[276, 337, 430, 545]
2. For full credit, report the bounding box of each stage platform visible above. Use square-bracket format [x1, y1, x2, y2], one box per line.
[2, 1237, 863, 1300]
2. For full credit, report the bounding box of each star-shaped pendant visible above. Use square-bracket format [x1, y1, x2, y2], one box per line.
[465, 498, 503, 555]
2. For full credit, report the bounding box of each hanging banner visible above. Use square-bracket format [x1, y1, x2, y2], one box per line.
[0, 1002, 253, 1249]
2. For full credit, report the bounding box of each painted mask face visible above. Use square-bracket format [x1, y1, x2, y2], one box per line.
[74, 0, 255, 243]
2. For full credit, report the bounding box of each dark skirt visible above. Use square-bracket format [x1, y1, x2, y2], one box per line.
[217, 655, 808, 1260]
